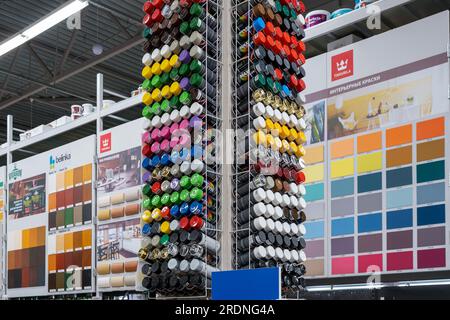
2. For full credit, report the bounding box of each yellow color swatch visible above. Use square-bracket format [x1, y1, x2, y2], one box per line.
[64, 232, 74, 252]
[303, 164, 324, 183]
[64, 169, 74, 188]
[303, 145, 324, 165]
[357, 151, 382, 174]
[331, 158, 354, 179]
[22, 229, 30, 249]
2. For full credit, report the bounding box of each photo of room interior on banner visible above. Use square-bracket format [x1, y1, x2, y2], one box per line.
[301, 12, 449, 278]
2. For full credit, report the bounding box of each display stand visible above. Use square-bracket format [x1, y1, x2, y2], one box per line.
[231, 0, 309, 298]
[136, 0, 222, 299]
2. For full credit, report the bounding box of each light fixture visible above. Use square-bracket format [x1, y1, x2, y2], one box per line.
[0, 0, 89, 57]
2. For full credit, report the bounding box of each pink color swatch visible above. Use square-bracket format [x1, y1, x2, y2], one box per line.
[358, 254, 383, 273]
[332, 256, 355, 275]
[387, 251, 413, 271]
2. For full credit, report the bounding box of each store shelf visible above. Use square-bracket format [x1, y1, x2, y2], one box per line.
[100, 93, 143, 118]
[304, 0, 449, 57]
[0, 93, 142, 156]
[304, 0, 414, 42]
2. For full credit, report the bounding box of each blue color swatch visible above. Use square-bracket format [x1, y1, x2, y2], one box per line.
[332, 217, 354, 237]
[304, 220, 324, 239]
[417, 204, 445, 226]
[387, 209, 413, 229]
[331, 177, 354, 198]
[305, 183, 324, 202]
[358, 213, 382, 233]
[387, 187, 413, 209]
[386, 167, 412, 189]
[358, 172, 382, 194]
[417, 182, 445, 205]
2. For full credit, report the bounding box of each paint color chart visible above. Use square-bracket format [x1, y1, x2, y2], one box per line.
[48, 164, 93, 231]
[304, 116, 448, 278]
[96, 121, 143, 291]
[303, 144, 326, 276]
[48, 227, 92, 292]
[7, 226, 46, 289]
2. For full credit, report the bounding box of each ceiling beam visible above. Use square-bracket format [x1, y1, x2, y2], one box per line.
[107, 11, 133, 39]
[0, 68, 94, 102]
[0, 47, 21, 100]
[0, 27, 142, 85]
[0, 34, 144, 110]
[57, 30, 78, 75]
[88, 0, 142, 26]
[27, 43, 54, 78]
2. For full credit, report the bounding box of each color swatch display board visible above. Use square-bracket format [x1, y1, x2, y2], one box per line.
[96, 119, 144, 292]
[7, 136, 96, 297]
[302, 11, 450, 280]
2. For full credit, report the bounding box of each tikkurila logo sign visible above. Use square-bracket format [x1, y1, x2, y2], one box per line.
[100, 133, 111, 153]
[332, 50, 354, 81]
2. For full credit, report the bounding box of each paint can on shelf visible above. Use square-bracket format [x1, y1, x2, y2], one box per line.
[331, 8, 353, 19]
[305, 10, 330, 29]
[354, 0, 378, 9]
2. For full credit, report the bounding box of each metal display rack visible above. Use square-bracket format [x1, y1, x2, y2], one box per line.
[136, 0, 222, 299]
[231, 0, 309, 299]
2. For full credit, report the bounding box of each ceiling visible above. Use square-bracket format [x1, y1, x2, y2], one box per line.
[0, 0, 145, 145]
[0, 0, 448, 161]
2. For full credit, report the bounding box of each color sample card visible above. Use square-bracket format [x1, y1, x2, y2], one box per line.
[8, 174, 46, 220]
[7, 226, 46, 289]
[48, 164, 93, 231]
[48, 227, 92, 292]
[303, 144, 326, 277]
[306, 116, 448, 279]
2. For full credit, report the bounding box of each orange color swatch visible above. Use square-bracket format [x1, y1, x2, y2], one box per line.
[331, 138, 354, 159]
[48, 193, 57, 212]
[73, 166, 83, 186]
[303, 145, 324, 165]
[48, 254, 57, 272]
[417, 117, 445, 141]
[357, 131, 382, 154]
[386, 124, 412, 147]
[82, 229, 92, 248]
[83, 164, 92, 183]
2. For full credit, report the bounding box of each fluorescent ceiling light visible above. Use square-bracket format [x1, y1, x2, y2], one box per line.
[0, 34, 28, 56]
[0, 0, 89, 57]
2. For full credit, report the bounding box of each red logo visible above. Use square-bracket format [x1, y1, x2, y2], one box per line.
[331, 50, 354, 81]
[100, 133, 112, 153]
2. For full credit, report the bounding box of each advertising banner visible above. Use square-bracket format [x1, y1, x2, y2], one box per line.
[96, 118, 145, 291]
[301, 11, 450, 280]
[7, 135, 96, 297]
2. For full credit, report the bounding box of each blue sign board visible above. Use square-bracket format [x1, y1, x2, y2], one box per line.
[211, 267, 281, 300]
